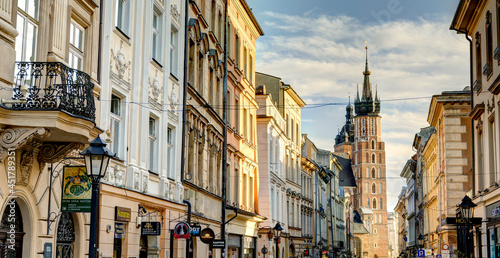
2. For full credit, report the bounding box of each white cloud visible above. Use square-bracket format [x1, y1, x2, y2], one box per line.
[255, 11, 469, 211]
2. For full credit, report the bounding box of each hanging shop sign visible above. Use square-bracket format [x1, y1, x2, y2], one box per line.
[141, 222, 161, 236]
[200, 227, 215, 244]
[115, 206, 131, 222]
[173, 222, 191, 239]
[212, 239, 225, 249]
[191, 224, 202, 237]
[61, 166, 92, 212]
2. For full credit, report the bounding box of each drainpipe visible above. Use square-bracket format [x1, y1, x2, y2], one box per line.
[180, 0, 190, 183]
[221, 0, 229, 257]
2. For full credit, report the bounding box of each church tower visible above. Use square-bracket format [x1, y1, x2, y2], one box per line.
[336, 47, 388, 258]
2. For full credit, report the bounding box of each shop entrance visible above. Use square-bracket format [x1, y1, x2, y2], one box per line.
[0, 200, 25, 258]
[56, 213, 75, 258]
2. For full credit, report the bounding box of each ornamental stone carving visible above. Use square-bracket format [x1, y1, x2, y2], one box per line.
[0, 127, 49, 162]
[171, 4, 180, 22]
[169, 83, 179, 110]
[111, 41, 131, 80]
[149, 71, 163, 102]
[115, 166, 124, 187]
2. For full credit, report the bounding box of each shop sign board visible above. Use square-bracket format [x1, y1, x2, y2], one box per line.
[212, 239, 225, 249]
[61, 166, 92, 212]
[200, 228, 215, 244]
[115, 207, 131, 222]
[43, 243, 52, 258]
[141, 222, 161, 235]
[115, 222, 125, 239]
[174, 222, 191, 239]
[191, 225, 201, 237]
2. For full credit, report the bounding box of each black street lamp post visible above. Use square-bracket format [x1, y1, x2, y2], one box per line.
[272, 223, 283, 258]
[80, 136, 114, 258]
[457, 195, 477, 258]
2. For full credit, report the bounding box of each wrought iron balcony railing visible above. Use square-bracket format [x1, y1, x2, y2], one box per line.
[8, 62, 95, 121]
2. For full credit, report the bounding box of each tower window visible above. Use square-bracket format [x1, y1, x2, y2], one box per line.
[372, 168, 376, 178]
[371, 183, 376, 194]
[372, 153, 376, 163]
[372, 198, 377, 209]
[371, 140, 376, 149]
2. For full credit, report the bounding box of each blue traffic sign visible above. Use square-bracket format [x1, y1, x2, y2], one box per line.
[417, 250, 425, 257]
[436, 255, 442, 258]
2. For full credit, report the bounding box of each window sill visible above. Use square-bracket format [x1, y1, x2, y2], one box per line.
[113, 27, 131, 46]
[151, 58, 163, 70]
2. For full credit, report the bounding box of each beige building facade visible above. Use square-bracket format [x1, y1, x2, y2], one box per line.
[0, 0, 101, 257]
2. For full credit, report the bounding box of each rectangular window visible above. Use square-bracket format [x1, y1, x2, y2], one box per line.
[115, 0, 131, 36]
[235, 34, 240, 66]
[149, 116, 158, 173]
[152, 11, 162, 63]
[167, 127, 175, 179]
[235, 97, 240, 132]
[250, 113, 254, 143]
[110, 94, 123, 159]
[69, 21, 85, 70]
[16, 0, 39, 62]
[489, 119, 496, 184]
[249, 55, 254, 85]
[170, 27, 178, 76]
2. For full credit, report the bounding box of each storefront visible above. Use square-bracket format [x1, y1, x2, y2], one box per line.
[485, 201, 500, 258]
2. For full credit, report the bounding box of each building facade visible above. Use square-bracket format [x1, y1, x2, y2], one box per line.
[0, 0, 102, 257]
[451, 1, 500, 257]
[394, 187, 407, 258]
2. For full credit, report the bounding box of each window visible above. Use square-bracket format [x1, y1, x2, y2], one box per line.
[475, 32, 482, 89]
[69, 21, 85, 70]
[367, 197, 370, 207]
[380, 198, 383, 210]
[372, 153, 376, 163]
[152, 10, 162, 63]
[373, 198, 377, 209]
[371, 140, 375, 149]
[361, 118, 366, 136]
[149, 116, 158, 173]
[110, 94, 123, 158]
[170, 26, 179, 76]
[250, 113, 254, 143]
[167, 127, 175, 179]
[371, 118, 375, 135]
[489, 118, 496, 184]
[372, 168, 376, 178]
[115, 0, 131, 36]
[372, 183, 376, 194]
[380, 183, 382, 194]
[16, 0, 39, 62]
[366, 182, 368, 193]
[378, 167, 381, 178]
[366, 167, 369, 178]
[249, 55, 254, 85]
[235, 97, 240, 132]
[486, 11, 493, 75]
[235, 34, 240, 66]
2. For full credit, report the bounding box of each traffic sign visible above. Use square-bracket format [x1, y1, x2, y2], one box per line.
[437, 255, 442, 258]
[417, 250, 425, 257]
[442, 244, 449, 250]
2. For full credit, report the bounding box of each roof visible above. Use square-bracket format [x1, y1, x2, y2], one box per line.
[332, 153, 356, 188]
[360, 207, 373, 214]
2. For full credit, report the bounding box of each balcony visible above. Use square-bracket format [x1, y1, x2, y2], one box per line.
[6, 62, 95, 122]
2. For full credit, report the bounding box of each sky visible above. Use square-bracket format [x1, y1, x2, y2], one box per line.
[246, 0, 469, 212]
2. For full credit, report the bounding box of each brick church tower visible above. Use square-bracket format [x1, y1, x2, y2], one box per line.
[335, 47, 388, 258]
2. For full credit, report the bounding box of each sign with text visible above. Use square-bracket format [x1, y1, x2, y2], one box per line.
[190, 225, 201, 237]
[43, 243, 52, 258]
[115, 222, 125, 239]
[212, 239, 225, 249]
[141, 222, 161, 235]
[115, 206, 131, 222]
[61, 166, 92, 212]
[200, 228, 215, 244]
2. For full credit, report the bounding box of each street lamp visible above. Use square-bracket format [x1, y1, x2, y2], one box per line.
[272, 223, 283, 257]
[457, 195, 477, 258]
[80, 136, 114, 258]
[417, 233, 425, 248]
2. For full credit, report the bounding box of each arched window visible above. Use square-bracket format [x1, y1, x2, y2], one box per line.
[380, 198, 383, 209]
[372, 168, 376, 178]
[371, 140, 376, 149]
[372, 198, 377, 209]
[378, 168, 381, 178]
[379, 153, 382, 163]
[372, 153, 376, 163]
[372, 183, 376, 193]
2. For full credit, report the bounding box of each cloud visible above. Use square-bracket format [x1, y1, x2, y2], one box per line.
[255, 11, 469, 211]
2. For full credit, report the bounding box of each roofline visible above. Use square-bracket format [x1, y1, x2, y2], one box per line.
[240, 0, 264, 36]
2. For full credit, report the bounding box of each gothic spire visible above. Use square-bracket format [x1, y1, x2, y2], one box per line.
[362, 45, 372, 101]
